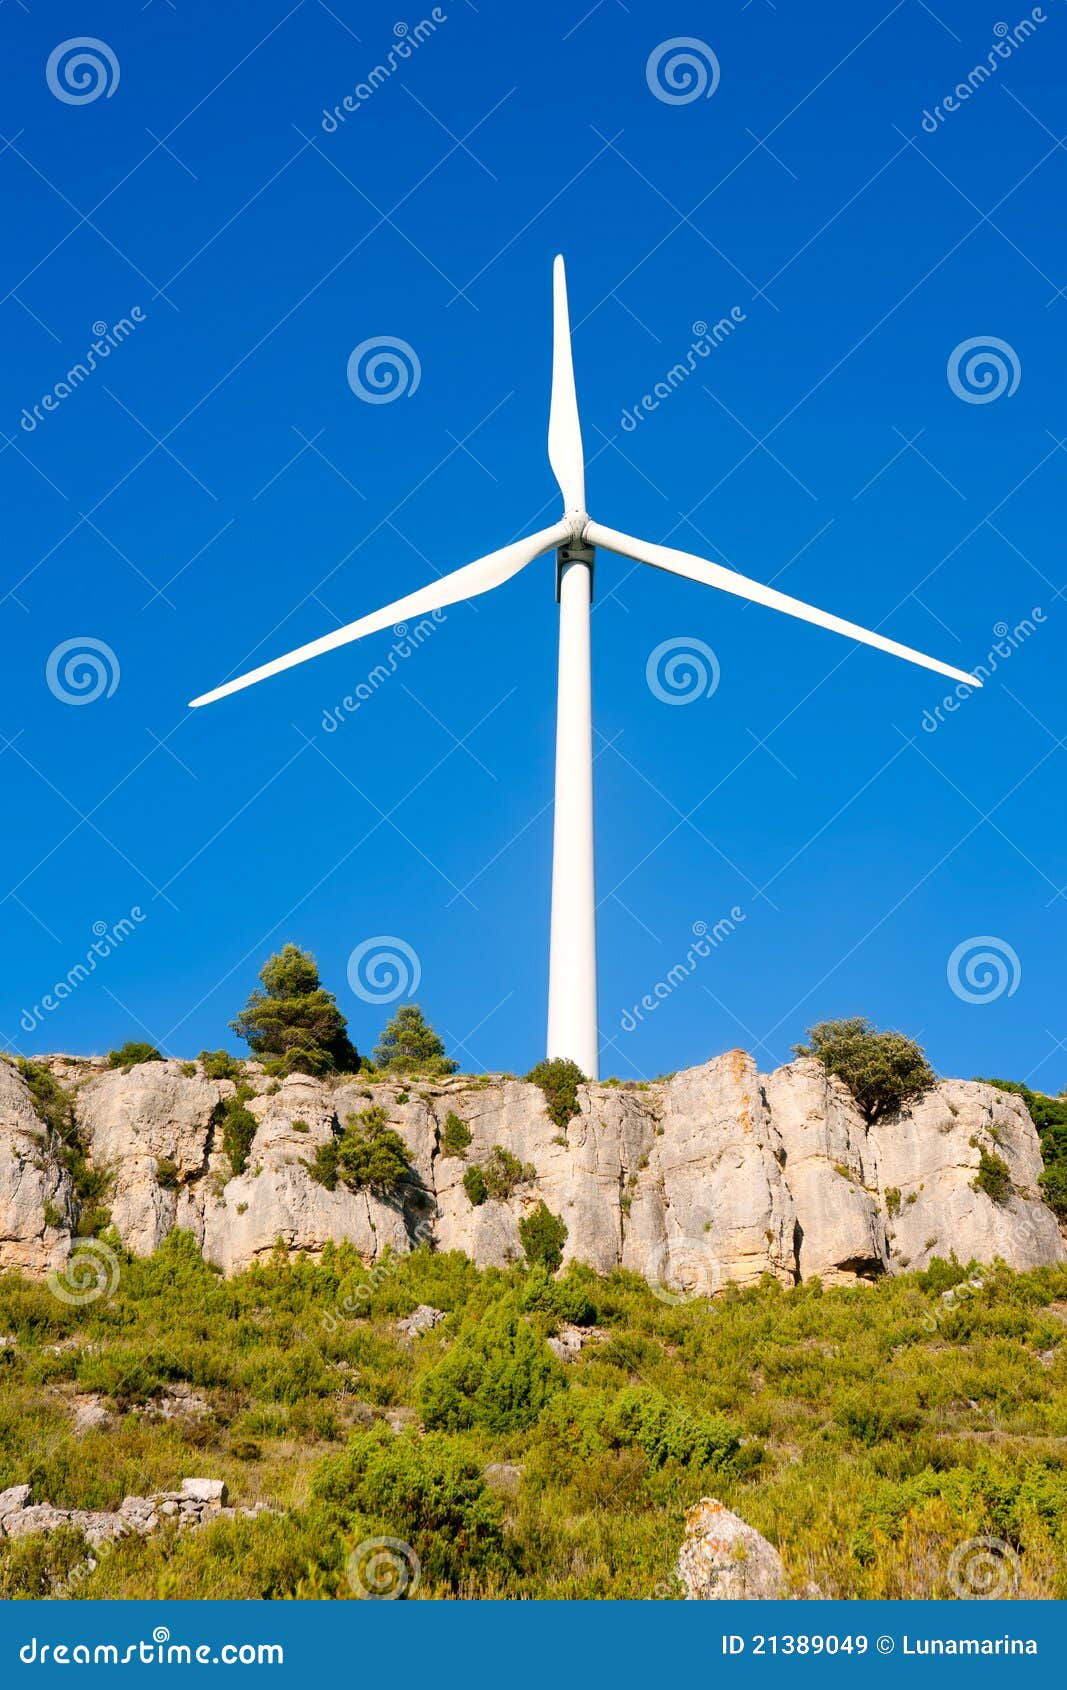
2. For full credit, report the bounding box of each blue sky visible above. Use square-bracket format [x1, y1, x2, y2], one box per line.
[1, 0, 1064, 1087]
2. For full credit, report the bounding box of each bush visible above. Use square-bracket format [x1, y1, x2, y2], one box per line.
[231, 945, 359, 1077]
[16, 1059, 74, 1138]
[217, 1088, 258, 1177]
[979, 1078, 1067, 1220]
[310, 1426, 508, 1591]
[106, 1042, 163, 1070]
[604, 1386, 743, 1471]
[518, 1202, 568, 1273]
[417, 1297, 566, 1433]
[440, 1111, 472, 1157]
[794, 1017, 936, 1124]
[526, 1058, 585, 1130]
[373, 1006, 457, 1077]
[974, 1149, 1013, 1205]
[17, 1060, 107, 1220]
[519, 1264, 597, 1326]
[154, 1157, 180, 1191]
[308, 1107, 410, 1196]
[463, 1165, 488, 1207]
[198, 1050, 244, 1081]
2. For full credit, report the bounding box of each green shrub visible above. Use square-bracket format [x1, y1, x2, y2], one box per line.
[373, 1006, 457, 1077]
[885, 1187, 901, 1218]
[979, 1077, 1067, 1220]
[1039, 1164, 1067, 1221]
[417, 1298, 566, 1432]
[519, 1263, 596, 1325]
[42, 1201, 64, 1230]
[518, 1202, 568, 1272]
[463, 1165, 488, 1206]
[308, 1107, 410, 1196]
[198, 1050, 244, 1081]
[154, 1157, 180, 1191]
[526, 1058, 585, 1130]
[310, 1426, 508, 1591]
[217, 1087, 258, 1177]
[974, 1149, 1013, 1205]
[440, 1111, 472, 1157]
[17, 1060, 108, 1220]
[106, 1042, 163, 1070]
[17, 1059, 74, 1138]
[604, 1385, 743, 1470]
[231, 945, 359, 1077]
[794, 1018, 936, 1124]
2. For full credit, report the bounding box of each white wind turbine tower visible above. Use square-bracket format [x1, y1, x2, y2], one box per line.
[190, 256, 981, 1081]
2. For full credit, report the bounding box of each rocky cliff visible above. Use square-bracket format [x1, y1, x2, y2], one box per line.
[1, 1052, 1063, 1289]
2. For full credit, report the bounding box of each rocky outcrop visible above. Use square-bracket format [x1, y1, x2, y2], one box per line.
[0, 1060, 75, 1275]
[0, 1479, 266, 1546]
[0, 1053, 1062, 1291]
[871, 1079, 1063, 1274]
[675, 1498, 785, 1599]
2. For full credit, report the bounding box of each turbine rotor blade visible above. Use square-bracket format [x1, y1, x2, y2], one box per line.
[189, 521, 570, 708]
[547, 254, 586, 514]
[585, 521, 982, 689]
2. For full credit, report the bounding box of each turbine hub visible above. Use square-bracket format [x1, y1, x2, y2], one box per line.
[563, 508, 590, 542]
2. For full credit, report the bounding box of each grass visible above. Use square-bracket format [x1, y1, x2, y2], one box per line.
[1, 1233, 1066, 1598]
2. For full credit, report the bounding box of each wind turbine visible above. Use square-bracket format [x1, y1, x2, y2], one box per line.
[190, 256, 980, 1081]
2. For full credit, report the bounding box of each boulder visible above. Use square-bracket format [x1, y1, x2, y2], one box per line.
[396, 1304, 446, 1339]
[676, 1498, 785, 1599]
[179, 1478, 227, 1505]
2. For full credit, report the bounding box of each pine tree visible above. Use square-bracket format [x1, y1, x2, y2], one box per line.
[231, 945, 359, 1077]
[373, 1004, 457, 1077]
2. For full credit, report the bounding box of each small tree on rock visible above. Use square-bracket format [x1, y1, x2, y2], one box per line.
[793, 1017, 935, 1125]
[373, 1005, 457, 1077]
[231, 945, 359, 1077]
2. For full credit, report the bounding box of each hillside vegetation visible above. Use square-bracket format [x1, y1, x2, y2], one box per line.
[2, 1236, 1067, 1599]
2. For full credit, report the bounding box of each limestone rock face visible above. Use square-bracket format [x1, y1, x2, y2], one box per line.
[762, 1060, 888, 1284]
[76, 1061, 222, 1256]
[0, 1052, 1062, 1289]
[0, 1059, 73, 1275]
[871, 1079, 1063, 1274]
[622, 1052, 795, 1291]
[676, 1498, 785, 1599]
